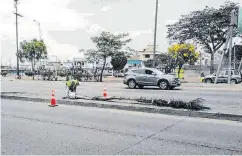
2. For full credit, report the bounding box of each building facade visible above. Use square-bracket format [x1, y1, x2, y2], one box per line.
[127, 44, 159, 67]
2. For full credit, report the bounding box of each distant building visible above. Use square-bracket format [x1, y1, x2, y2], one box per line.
[137, 44, 159, 61]
[127, 44, 159, 67]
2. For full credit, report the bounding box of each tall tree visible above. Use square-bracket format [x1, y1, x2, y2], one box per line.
[83, 49, 101, 68]
[168, 44, 199, 77]
[90, 31, 131, 82]
[19, 39, 47, 80]
[166, 1, 239, 73]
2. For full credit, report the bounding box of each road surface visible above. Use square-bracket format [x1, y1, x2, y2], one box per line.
[2, 79, 242, 115]
[2, 99, 242, 155]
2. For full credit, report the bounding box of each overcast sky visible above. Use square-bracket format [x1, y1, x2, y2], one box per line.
[1, 0, 242, 65]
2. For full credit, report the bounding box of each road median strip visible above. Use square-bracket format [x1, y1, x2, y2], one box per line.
[1, 94, 242, 122]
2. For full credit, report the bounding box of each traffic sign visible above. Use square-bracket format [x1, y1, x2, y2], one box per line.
[238, 7, 242, 33]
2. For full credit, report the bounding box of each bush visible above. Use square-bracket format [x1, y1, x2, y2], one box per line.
[152, 98, 208, 111]
[25, 71, 33, 76]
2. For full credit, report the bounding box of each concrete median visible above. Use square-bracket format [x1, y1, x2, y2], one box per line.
[1, 94, 242, 122]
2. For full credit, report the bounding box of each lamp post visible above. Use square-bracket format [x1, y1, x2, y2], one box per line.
[13, 2, 42, 75]
[233, 43, 236, 69]
[51, 55, 58, 62]
[152, 0, 158, 68]
[33, 20, 42, 41]
[14, 0, 20, 77]
[238, 40, 242, 71]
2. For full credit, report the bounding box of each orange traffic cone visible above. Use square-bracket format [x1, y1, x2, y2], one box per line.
[103, 88, 107, 98]
[49, 90, 58, 107]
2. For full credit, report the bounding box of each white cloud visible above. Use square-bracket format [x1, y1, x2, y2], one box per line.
[43, 33, 80, 61]
[85, 24, 105, 34]
[129, 30, 153, 38]
[165, 20, 178, 25]
[100, 5, 111, 12]
[0, 0, 95, 63]
[0, 0, 94, 38]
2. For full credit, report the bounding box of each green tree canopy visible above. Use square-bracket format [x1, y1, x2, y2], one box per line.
[166, 1, 239, 73]
[19, 39, 47, 80]
[89, 31, 131, 82]
[111, 52, 127, 71]
[168, 44, 199, 77]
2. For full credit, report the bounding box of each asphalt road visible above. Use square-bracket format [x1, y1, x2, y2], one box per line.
[1, 79, 242, 115]
[2, 99, 242, 155]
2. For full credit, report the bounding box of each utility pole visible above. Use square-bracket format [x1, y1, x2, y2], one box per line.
[215, 9, 237, 84]
[228, 23, 233, 84]
[239, 57, 242, 71]
[33, 20, 42, 67]
[233, 43, 236, 69]
[152, 0, 158, 68]
[33, 20, 42, 40]
[14, 0, 20, 77]
[214, 34, 230, 84]
[228, 9, 238, 84]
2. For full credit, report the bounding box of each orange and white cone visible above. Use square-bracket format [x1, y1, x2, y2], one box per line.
[49, 90, 58, 107]
[103, 88, 107, 98]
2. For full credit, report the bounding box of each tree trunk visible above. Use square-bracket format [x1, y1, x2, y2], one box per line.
[31, 60, 35, 80]
[210, 51, 214, 74]
[100, 57, 106, 82]
[178, 64, 182, 78]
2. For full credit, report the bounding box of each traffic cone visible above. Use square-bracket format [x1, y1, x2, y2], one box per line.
[49, 90, 58, 107]
[103, 88, 107, 98]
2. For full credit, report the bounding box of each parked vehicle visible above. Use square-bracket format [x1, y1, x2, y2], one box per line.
[204, 69, 242, 84]
[123, 68, 181, 90]
[1, 71, 8, 77]
[114, 72, 124, 77]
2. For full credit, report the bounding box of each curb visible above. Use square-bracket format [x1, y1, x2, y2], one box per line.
[1, 95, 242, 122]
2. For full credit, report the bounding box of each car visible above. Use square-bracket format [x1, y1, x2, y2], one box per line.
[123, 68, 181, 90]
[114, 72, 124, 77]
[204, 69, 242, 84]
[1, 71, 8, 77]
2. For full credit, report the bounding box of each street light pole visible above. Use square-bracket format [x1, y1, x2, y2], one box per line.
[33, 20, 42, 40]
[152, 0, 158, 68]
[52, 55, 57, 62]
[14, 0, 20, 77]
[227, 10, 236, 84]
[239, 57, 242, 71]
[233, 43, 236, 69]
